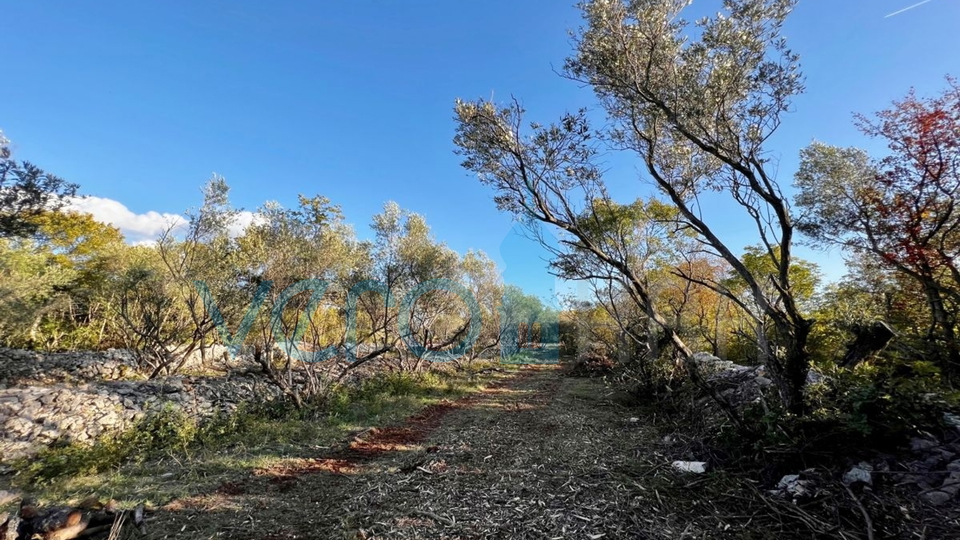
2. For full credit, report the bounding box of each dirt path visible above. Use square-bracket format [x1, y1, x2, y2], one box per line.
[149, 366, 677, 540]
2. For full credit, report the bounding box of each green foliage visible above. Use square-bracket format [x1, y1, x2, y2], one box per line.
[722, 358, 959, 462]
[795, 81, 960, 375]
[501, 285, 550, 327]
[805, 359, 956, 442]
[808, 282, 884, 363]
[455, 0, 816, 415]
[0, 157, 79, 238]
[733, 245, 822, 313]
[697, 358, 960, 472]
[327, 371, 473, 421]
[356, 371, 438, 399]
[0, 238, 76, 346]
[807, 255, 934, 365]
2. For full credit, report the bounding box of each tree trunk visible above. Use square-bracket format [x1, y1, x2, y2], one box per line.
[777, 322, 813, 416]
[923, 281, 959, 377]
[840, 321, 895, 368]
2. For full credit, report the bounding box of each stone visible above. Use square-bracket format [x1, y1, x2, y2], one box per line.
[672, 461, 708, 474]
[942, 472, 960, 496]
[0, 489, 20, 506]
[910, 437, 939, 453]
[1, 513, 18, 540]
[921, 454, 943, 469]
[0, 348, 284, 465]
[776, 474, 817, 500]
[842, 463, 873, 486]
[161, 379, 184, 394]
[921, 490, 954, 506]
[777, 474, 800, 487]
[692, 352, 736, 371]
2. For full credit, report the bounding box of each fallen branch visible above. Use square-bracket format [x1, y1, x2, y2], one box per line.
[843, 485, 875, 540]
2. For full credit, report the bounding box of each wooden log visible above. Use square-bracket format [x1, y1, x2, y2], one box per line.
[15, 499, 146, 540]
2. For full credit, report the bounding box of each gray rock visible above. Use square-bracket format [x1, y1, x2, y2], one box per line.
[921, 454, 943, 469]
[775, 474, 817, 500]
[161, 379, 184, 394]
[1, 513, 19, 540]
[692, 352, 736, 371]
[842, 463, 873, 486]
[922, 490, 954, 506]
[942, 472, 960, 496]
[911, 437, 939, 453]
[0, 349, 284, 465]
[672, 461, 708, 474]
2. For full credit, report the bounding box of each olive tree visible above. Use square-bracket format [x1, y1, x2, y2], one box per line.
[460, 250, 506, 362]
[132, 176, 241, 375]
[235, 194, 363, 406]
[366, 202, 472, 371]
[456, 0, 813, 414]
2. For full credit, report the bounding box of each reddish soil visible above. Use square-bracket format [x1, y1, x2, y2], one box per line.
[343, 402, 458, 458]
[251, 371, 529, 484]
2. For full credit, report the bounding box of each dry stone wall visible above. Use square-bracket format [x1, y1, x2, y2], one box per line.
[0, 348, 279, 466]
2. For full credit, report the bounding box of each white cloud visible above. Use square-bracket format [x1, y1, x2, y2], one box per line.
[229, 211, 262, 238]
[66, 196, 261, 244]
[67, 196, 187, 244]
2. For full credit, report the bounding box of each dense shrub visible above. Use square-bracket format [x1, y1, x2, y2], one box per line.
[804, 359, 959, 444]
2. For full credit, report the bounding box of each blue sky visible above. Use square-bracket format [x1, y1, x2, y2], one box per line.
[2, 0, 959, 302]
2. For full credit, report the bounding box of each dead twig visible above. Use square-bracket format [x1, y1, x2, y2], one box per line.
[843, 485, 875, 540]
[409, 510, 454, 527]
